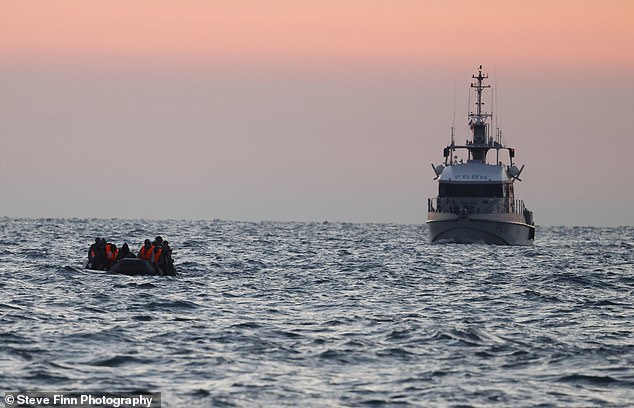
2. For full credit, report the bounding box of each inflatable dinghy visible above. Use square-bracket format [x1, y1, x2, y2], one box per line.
[84, 258, 177, 276]
[86, 258, 176, 276]
[110, 258, 159, 275]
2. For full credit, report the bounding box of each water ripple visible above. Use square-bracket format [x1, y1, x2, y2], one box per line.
[0, 219, 632, 406]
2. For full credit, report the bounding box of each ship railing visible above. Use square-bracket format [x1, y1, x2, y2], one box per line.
[428, 197, 526, 215]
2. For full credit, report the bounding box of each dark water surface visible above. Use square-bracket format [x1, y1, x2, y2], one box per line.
[1, 218, 633, 407]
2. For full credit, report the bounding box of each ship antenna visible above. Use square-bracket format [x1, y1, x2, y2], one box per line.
[472, 65, 490, 117]
[467, 85, 471, 129]
[469, 65, 492, 137]
[494, 65, 500, 145]
[451, 78, 456, 145]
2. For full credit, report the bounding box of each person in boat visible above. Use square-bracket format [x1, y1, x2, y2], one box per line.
[157, 241, 176, 276]
[136, 237, 175, 275]
[116, 242, 136, 261]
[87, 237, 106, 270]
[138, 239, 154, 261]
[150, 242, 164, 274]
[152, 236, 163, 247]
[104, 242, 118, 269]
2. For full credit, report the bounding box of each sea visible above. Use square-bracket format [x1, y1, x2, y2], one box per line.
[1, 217, 633, 407]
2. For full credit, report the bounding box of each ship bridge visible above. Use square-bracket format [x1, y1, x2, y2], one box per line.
[439, 162, 510, 183]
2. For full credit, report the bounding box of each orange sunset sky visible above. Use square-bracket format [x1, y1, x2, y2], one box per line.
[1, 0, 633, 225]
[2, 1, 633, 67]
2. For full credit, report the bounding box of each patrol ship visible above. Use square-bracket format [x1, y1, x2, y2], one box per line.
[427, 66, 535, 245]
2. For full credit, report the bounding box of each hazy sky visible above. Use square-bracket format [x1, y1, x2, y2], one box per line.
[1, 0, 633, 226]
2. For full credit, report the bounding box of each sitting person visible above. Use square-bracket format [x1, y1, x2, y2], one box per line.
[116, 242, 136, 260]
[152, 235, 163, 248]
[157, 241, 176, 276]
[104, 243, 118, 269]
[150, 243, 164, 274]
[137, 239, 154, 260]
[87, 237, 106, 270]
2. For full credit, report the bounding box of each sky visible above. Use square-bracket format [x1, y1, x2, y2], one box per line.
[1, 0, 633, 226]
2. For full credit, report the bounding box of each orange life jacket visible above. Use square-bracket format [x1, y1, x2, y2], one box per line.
[105, 245, 118, 262]
[153, 248, 163, 263]
[139, 245, 154, 260]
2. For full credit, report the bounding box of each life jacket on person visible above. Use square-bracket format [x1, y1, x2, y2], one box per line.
[105, 244, 119, 264]
[152, 247, 163, 263]
[139, 245, 154, 261]
[88, 238, 100, 262]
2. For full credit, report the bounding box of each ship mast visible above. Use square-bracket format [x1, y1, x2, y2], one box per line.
[468, 65, 492, 162]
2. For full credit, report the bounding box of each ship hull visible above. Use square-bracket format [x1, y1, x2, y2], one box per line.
[427, 212, 535, 245]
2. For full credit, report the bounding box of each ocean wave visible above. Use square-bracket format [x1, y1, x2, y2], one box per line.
[0, 220, 632, 406]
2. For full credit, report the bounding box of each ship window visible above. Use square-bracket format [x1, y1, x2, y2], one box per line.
[439, 183, 504, 197]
